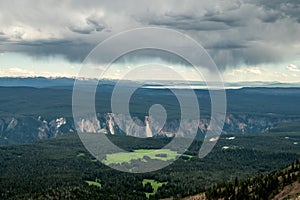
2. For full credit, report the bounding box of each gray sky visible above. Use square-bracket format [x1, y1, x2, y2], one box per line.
[0, 0, 299, 82]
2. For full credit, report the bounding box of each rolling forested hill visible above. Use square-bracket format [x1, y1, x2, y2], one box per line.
[0, 130, 300, 199]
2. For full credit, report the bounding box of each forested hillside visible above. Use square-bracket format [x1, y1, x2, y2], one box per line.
[202, 160, 300, 200]
[1, 131, 300, 199]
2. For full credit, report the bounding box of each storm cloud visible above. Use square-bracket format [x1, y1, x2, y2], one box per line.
[0, 0, 299, 70]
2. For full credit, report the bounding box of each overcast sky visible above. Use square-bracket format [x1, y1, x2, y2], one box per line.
[0, 0, 299, 82]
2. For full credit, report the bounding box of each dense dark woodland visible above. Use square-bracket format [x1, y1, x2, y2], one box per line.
[205, 160, 300, 200]
[1, 131, 300, 199]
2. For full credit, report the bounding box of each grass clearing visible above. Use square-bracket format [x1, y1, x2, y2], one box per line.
[102, 149, 180, 165]
[76, 153, 85, 157]
[142, 179, 167, 198]
[85, 178, 101, 188]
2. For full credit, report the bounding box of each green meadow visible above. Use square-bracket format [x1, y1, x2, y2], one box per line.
[102, 149, 180, 165]
[85, 178, 101, 188]
[142, 179, 167, 198]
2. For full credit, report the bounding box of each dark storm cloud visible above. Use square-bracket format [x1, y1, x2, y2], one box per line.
[0, 0, 299, 69]
[68, 14, 108, 34]
[68, 27, 96, 35]
[0, 39, 94, 62]
[202, 7, 244, 28]
[148, 19, 231, 31]
[248, 0, 300, 23]
[134, 1, 299, 68]
[205, 40, 248, 50]
[0, 36, 8, 42]
[204, 16, 242, 27]
[0, 32, 9, 42]
[114, 49, 192, 67]
[143, 9, 243, 31]
[209, 45, 284, 69]
[257, 9, 284, 23]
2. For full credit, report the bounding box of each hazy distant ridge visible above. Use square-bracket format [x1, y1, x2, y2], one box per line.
[0, 77, 300, 89]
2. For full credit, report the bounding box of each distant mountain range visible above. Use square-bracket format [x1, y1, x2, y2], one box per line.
[0, 77, 299, 89]
[0, 77, 75, 88]
[0, 80, 299, 145]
